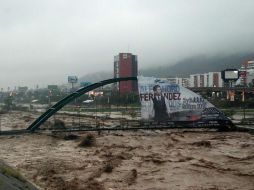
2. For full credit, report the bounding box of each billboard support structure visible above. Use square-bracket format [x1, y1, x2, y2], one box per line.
[221, 69, 239, 87]
[68, 76, 78, 92]
[221, 69, 240, 102]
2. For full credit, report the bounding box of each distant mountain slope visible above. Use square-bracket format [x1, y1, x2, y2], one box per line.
[140, 52, 254, 78]
[79, 52, 254, 82]
[79, 71, 113, 83]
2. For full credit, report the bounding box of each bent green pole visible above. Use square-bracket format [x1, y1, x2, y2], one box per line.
[27, 77, 137, 131]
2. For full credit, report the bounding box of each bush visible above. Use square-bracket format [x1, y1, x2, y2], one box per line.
[128, 110, 137, 119]
[103, 162, 113, 173]
[52, 119, 66, 129]
[13, 105, 29, 112]
[0, 109, 8, 114]
[64, 134, 79, 140]
[126, 169, 137, 185]
[78, 134, 96, 147]
[0, 165, 25, 182]
[192, 140, 212, 148]
[223, 109, 236, 117]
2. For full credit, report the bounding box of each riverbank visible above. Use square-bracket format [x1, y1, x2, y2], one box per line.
[0, 160, 38, 190]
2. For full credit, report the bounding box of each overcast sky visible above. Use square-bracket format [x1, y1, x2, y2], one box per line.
[0, 0, 254, 89]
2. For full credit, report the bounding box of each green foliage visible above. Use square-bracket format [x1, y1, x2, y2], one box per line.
[13, 105, 29, 112]
[240, 118, 254, 124]
[52, 119, 66, 129]
[0, 109, 8, 114]
[64, 134, 79, 140]
[90, 94, 95, 100]
[222, 109, 236, 117]
[0, 165, 25, 182]
[128, 110, 137, 118]
[109, 92, 139, 106]
[210, 98, 254, 109]
[3, 96, 13, 110]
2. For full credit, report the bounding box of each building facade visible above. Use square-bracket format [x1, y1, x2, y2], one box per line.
[190, 74, 202, 87]
[166, 77, 190, 87]
[190, 72, 222, 87]
[238, 60, 254, 86]
[207, 72, 223, 87]
[114, 53, 138, 94]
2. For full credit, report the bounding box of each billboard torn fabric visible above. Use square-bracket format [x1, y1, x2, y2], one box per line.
[138, 76, 232, 128]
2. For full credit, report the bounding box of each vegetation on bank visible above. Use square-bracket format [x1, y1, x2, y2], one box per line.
[1, 90, 254, 116]
[78, 133, 96, 147]
[0, 164, 25, 182]
[0, 161, 38, 190]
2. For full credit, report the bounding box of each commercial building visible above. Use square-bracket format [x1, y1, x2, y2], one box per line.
[206, 72, 223, 87]
[190, 74, 204, 87]
[190, 72, 222, 87]
[114, 53, 138, 94]
[238, 60, 254, 86]
[166, 77, 190, 87]
[18, 86, 28, 93]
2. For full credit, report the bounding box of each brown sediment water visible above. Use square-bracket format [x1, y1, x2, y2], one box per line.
[0, 111, 253, 190]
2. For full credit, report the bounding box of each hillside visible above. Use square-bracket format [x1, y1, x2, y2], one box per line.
[140, 52, 254, 78]
[79, 52, 254, 82]
[79, 71, 113, 83]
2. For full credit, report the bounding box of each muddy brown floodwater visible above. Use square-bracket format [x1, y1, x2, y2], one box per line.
[0, 111, 254, 190]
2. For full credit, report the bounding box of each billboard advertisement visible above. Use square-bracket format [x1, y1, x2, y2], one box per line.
[221, 69, 239, 81]
[138, 76, 230, 127]
[68, 76, 78, 83]
[239, 71, 247, 78]
[225, 70, 239, 80]
[48, 85, 58, 90]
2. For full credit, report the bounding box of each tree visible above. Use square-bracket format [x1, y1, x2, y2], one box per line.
[4, 95, 13, 110]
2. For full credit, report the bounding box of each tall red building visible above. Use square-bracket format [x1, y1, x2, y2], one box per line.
[114, 53, 138, 94]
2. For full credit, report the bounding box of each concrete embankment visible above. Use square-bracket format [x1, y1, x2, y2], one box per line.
[0, 161, 38, 190]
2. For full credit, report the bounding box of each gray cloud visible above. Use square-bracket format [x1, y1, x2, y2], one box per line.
[0, 0, 254, 89]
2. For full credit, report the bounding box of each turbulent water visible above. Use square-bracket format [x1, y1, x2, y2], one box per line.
[0, 111, 253, 190]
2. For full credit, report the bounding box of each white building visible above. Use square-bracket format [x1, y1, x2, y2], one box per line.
[166, 77, 190, 87]
[247, 69, 254, 85]
[206, 72, 223, 87]
[189, 74, 206, 87]
[189, 72, 223, 87]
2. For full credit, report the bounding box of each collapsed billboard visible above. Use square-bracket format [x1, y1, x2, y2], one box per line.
[138, 76, 232, 128]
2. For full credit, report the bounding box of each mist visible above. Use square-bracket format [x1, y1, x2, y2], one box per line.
[0, 0, 254, 89]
